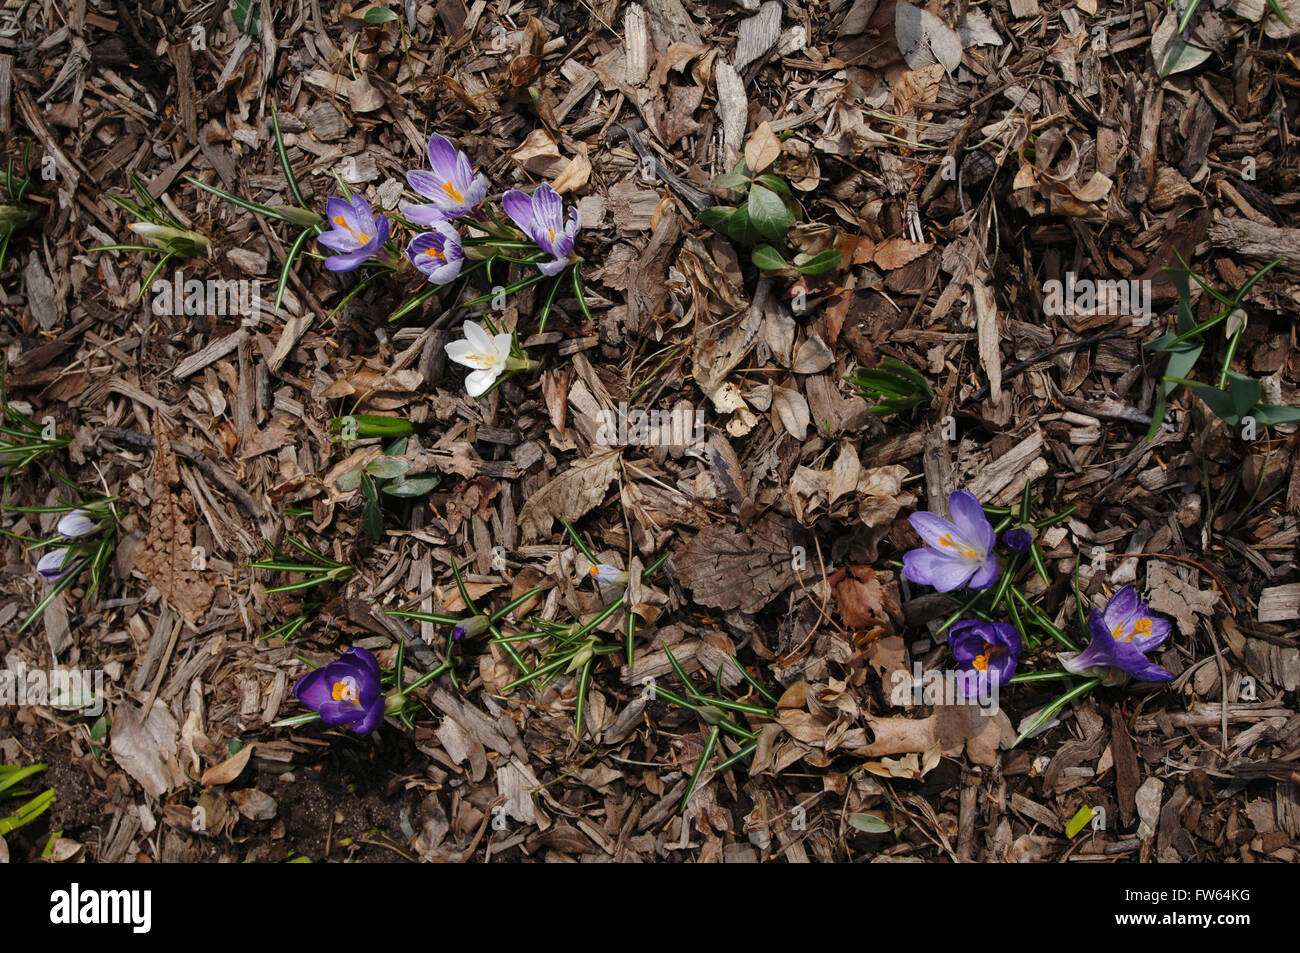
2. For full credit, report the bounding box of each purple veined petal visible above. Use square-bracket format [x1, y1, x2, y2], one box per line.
[351, 700, 385, 734]
[566, 205, 581, 237]
[426, 133, 461, 179]
[550, 230, 575, 261]
[946, 620, 986, 662]
[502, 190, 536, 233]
[463, 174, 489, 211]
[427, 255, 464, 285]
[464, 367, 501, 398]
[1101, 586, 1143, 629]
[324, 196, 358, 226]
[909, 511, 963, 550]
[324, 249, 371, 273]
[37, 547, 73, 580]
[57, 510, 97, 538]
[318, 230, 363, 253]
[293, 667, 334, 710]
[902, 547, 974, 593]
[375, 214, 390, 247]
[537, 256, 569, 277]
[967, 552, 1000, 590]
[350, 193, 374, 226]
[402, 201, 450, 227]
[532, 183, 564, 230]
[955, 667, 989, 699]
[452, 150, 476, 195]
[1130, 614, 1172, 652]
[948, 489, 995, 554]
[407, 170, 450, 206]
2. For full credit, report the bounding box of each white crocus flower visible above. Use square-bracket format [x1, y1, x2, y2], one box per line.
[444, 321, 515, 398]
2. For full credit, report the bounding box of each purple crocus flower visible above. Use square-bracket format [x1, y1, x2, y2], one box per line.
[37, 547, 74, 580]
[293, 647, 385, 733]
[318, 195, 390, 273]
[901, 489, 999, 593]
[502, 184, 579, 276]
[1002, 526, 1033, 555]
[949, 619, 1021, 698]
[407, 222, 464, 285]
[403, 133, 489, 225]
[1062, 586, 1174, 683]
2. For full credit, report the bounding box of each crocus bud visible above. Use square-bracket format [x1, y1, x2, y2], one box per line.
[1001, 526, 1034, 555]
[589, 563, 630, 586]
[57, 509, 98, 538]
[452, 615, 490, 641]
[383, 691, 408, 716]
[37, 547, 73, 580]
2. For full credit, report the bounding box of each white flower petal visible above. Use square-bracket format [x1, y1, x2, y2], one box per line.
[445, 339, 486, 368]
[462, 321, 493, 353]
[464, 367, 501, 398]
[490, 332, 514, 362]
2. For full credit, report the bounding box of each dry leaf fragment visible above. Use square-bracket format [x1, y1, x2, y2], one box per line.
[518, 449, 621, 542]
[133, 420, 214, 626]
[200, 743, 254, 787]
[676, 514, 802, 613]
[110, 701, 186, 798]
[744, 120, 782, 173]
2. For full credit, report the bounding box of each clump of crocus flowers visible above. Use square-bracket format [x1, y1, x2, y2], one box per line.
[900, 486, 1177, 741]
[299, 132, 590, 399]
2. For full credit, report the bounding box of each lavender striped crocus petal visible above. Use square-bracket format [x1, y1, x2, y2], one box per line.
[407, 223, 464, 285]
[37, 547, 73, 580]
[318, 195, 386, 272]
[57, 509, 97, 538]
[902, 547, 977, 593]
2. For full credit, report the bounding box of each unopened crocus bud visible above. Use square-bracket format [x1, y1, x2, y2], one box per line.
[37, 547, 73, 580]
[452, 615, 490, 641]
[1001, 526, 1034, 555]
[383, 691, 408, 716]
[589, 563, 630, 586]
[57, 509, 98, 538]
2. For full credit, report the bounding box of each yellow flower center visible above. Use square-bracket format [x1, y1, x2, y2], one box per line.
[971, 641, 1001, 672]
[939, 533, 979, 560]
[332, 215, 370, 244]
[423, 246, 445, 262]
[1112, 617, 1152, 643]
[441, 181, 464, 203]
[331, 677, 361, 705]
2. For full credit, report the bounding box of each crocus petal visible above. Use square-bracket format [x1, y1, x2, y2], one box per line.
[1102, 586, 1143, 628]
[324, 250, 371, 273]
[909, 511, 964, 550]
[967, 552, 1000, 590]
[502, 190, 535, 232]
[464, 367, 501, 398]
[489, 332, 513, 362]
[352, 701, 385, 734]
[532, 184, 563, 229]
[537, 256, 569, 277]
[427, 133, 460, 178]
[318, 230, 362, 253]
[445, 338, 484, 367]
[57, 510, 97, 538]
[343, 647, 381, 681]
[1002, 527, 1033, 554]
[948, 489, 995, 553]
[463, 320, 494, 354]
[902, 548, 974, 593]
[293, 667, 335, 710]
[37, 548, 73, 580]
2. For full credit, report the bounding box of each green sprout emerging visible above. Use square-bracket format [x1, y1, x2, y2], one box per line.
[0, 764, 56, 838]
[0, 147, 39, 273]
[91, 173, 211, 299]
[847, 356, 935, 417]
